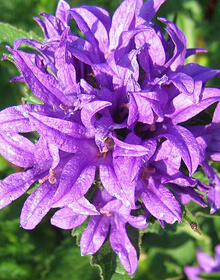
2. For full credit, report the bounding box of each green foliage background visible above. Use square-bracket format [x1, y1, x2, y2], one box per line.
[0, 0, 220, 279]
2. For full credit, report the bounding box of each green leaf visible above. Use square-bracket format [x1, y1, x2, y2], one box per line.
[71, 220, 89, 246]
[43, 238, 99, 280]
[0, 261, 29, 280]
[0, 22, 42, 47]
[182, 206, 202, 235]
[199, 272, 220, 280]
[90, 222, 142, 280]
[0, 155, 9, 172]
[21, 86, 43, 105]
[72, 223, 134, 279]
[193, 169, 209, 185]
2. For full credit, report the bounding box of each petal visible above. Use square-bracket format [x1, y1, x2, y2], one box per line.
[68, 197, 99, 215]
[100, 165, 135, 207]
[141, 177, 182, 224]
[76, 5, 111, 32]
[51, 208, 87, 230]
[32, 137, 59, 173]
[0, 104, 52, 134]
[55, 0, 70, 23]
[113, 49, 139, 92]
[0, 169, 37, 209]
[153, 140, 182, 174]
[166, 87, 220, 125]
[0, 132, 34, 168]
[213, 102, 220, 123]
[34, 12, 65, 39]
[68, 36, 100, 65]
[113, 137, 156, 157]
[127, 215, 148, 229]
[182, 63, 220, 84]
[215, 245, 220, 259]
[168, 72, 194, 96]
[159, 18, 186, 71]
[184, 266, 203, 280]
[54, 28, 77, 94]
[81, 100, 112, 132]
[197, 249, 216, 273]
[29, 112, 87, 138]
[8, 48, 70, 107]
[69, 10, 99, 49]
[128, 90, 164, 126]
[207, 171, 220, 214]
[109, 0, 137, 50]
[113, 155, 142, 186]
[160, 125, 200, 174]
[20, 181, 58, 230]
[80, 215, 110, 255]
[139, 0, 168, 22]
[13, 38, 54, 66]
[135, 27, 166, 70]
[72, 6, 109, 53]
[27, 113, 85, 153]
[186, 48, 208, 58]
[110, 214, 138, 275]
[171, 185, 206, 207]
[115, 29, 143, 63]
[51, 197, 99, 229]
[165, 173, 197, 187]
[51, 156, 96, 207]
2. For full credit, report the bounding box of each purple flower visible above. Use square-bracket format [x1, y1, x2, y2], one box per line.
[1, 0, 220, 274]
[52, 189, 147, 275]
[185, 245, 220, 280]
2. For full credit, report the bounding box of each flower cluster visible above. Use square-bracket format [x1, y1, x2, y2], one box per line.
[1, 0, 220, 274]
[185, 245, 220, 280]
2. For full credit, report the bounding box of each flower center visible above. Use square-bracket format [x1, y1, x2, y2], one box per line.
[97, 137, 114, 158]
[141, 166, 156, 180]
[39, 169, 57, 184]
[100, 208, 112, 216]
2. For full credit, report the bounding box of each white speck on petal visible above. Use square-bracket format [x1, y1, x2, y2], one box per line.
[23, 111, 29, 117]
[0, 199, 5, 206]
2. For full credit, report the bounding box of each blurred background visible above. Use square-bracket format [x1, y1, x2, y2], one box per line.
[0, 0, 220, 279]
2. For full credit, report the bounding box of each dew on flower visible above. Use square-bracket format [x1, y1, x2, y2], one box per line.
[22, 111, 29, 117]
[0, 199, 5, 206]
[160, 213, 165, 218]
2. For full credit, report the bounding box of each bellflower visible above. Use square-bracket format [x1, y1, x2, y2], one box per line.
[1, 0, 220, 274]
[185, 245, 220, 280]
[52, 189, 147, 274]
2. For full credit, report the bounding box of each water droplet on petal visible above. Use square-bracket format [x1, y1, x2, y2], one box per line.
[124, 200, 131, 207]
[0, 199, 5, 206]
[27, 213, 32, 220]
[23, 111, 29, 117]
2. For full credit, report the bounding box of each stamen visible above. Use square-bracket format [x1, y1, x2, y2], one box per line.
[39, 169, 57, 184]
[97, 137, 114, 158]
[59, 103, 69, 114]
[100, 208, 112, 216]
